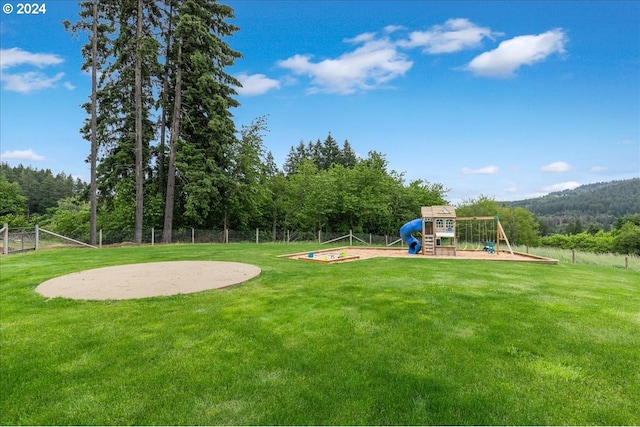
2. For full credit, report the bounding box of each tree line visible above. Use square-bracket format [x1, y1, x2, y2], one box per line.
[3, 156, 639, 254]
[0, 163, 86, 219]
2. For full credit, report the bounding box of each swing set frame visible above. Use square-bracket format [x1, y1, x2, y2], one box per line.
[456, 216, 514, 255]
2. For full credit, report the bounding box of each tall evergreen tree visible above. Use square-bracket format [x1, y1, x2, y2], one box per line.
[156, 0, 178, 201]
[162, 30, 183, 242]
[169, 0, 242, 229]
[308, 139, 322, 167]
[320, 133, 340, 170]
[97, 0, 161, 240]
[283, 140, 306, 175]
[340, 139, 358, 168]
[64, 0, 114, 244]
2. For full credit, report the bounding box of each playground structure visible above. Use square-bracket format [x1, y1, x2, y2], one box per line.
[399, 205, 514, 256]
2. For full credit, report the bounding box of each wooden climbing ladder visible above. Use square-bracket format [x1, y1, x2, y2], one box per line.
[423, 234, 435, 255]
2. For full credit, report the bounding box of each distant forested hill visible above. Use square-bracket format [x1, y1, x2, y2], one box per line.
[1, 163, 87, 217]
[506, 178, 640, 233]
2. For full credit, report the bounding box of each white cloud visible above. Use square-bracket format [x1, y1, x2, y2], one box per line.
[399, 18, 499, 54]
[383, 25, 405, 34]
[466, 29, 567, 77]
[590, 165, 608, 173]
[541, 181, 580, 193]
[541, 161, 572, 173]
[0, 149, 45, 161]
[0, 47, 64, 69]
[461, 165, 498, 175]
[1, 71, 65, 93]
[0, 47, 72, 93]
[235, 73, 280, 96]
[277, 33, 412, 95]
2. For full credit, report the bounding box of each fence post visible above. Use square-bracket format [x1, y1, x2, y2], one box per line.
[625, 256, 628, 270]
[225, 228, 229, 244]
[99, 229, 102, 248]
[192, 228, 195, 244]
[350, 230, 353, 246]
[3, 223, 8, 255]
[572, 249, 576, 264]
[151, 227, 155, 246]
[370, 233, 372, 245]
[35, 224, 39, 250]
[287, 230, 290, 243]
[318, 230, 321, 244]
[256, 228, 259, 244]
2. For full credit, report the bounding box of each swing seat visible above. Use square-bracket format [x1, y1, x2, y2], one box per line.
[483, 241, 495, 254]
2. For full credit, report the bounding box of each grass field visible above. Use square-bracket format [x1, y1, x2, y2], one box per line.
[1, 243, 639, 425]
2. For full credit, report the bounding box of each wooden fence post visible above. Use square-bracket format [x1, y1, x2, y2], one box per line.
[151, 227, 155, 246]
[99, 229, 102, 248]
[3, 223, 8, 255]
[349, 230, 353, 246]
[256, 228, 259, 244]
[35, 224, 39, 250]
[192, 228, 195, 244]
[572, 249, 576, 264]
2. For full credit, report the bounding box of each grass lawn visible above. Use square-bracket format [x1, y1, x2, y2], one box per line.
[1, 243, 639, 425]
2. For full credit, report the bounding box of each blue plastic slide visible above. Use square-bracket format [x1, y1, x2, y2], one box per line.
[399, 218, 423, 254]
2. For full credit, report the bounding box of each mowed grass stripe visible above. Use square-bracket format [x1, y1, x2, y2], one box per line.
[1, 244, 638, 425]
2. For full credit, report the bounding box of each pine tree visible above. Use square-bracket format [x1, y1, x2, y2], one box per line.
[283, 141, 306, 175]
[320, 132, 340, 170]
[162, 29, 182, 243]
[341, 139, 358, 168]
[97, 0, 161, 241]
[64, 0, 115, 244]
[169, 0, 242, 229]
[156, 0, 178, 202]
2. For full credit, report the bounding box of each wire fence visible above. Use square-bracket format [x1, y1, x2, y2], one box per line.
[511, 245, 639, 272]
[1, 225, 637, 271]
[0, 225, 404, 254]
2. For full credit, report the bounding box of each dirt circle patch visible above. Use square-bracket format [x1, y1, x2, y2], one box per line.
[36, 261, 261, 300]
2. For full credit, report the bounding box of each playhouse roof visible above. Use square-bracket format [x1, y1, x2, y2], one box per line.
[421, 205, 457, 219]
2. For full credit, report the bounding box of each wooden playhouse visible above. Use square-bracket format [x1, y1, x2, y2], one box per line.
[421, 205, 458, 256]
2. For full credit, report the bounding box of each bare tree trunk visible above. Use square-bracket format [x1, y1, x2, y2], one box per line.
[134, 0, 144, 244]
[89, 0, 98, 245]
[163, 39, 182, 243]
[272, 216, 276, 241]
[157, 0, 174, 198]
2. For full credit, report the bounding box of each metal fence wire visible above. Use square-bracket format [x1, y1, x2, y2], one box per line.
[1, 225, 637, 271]
[3, 227, 37, 254]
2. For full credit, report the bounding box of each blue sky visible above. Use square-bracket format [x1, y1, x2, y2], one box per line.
[1, 1, 638, 203]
